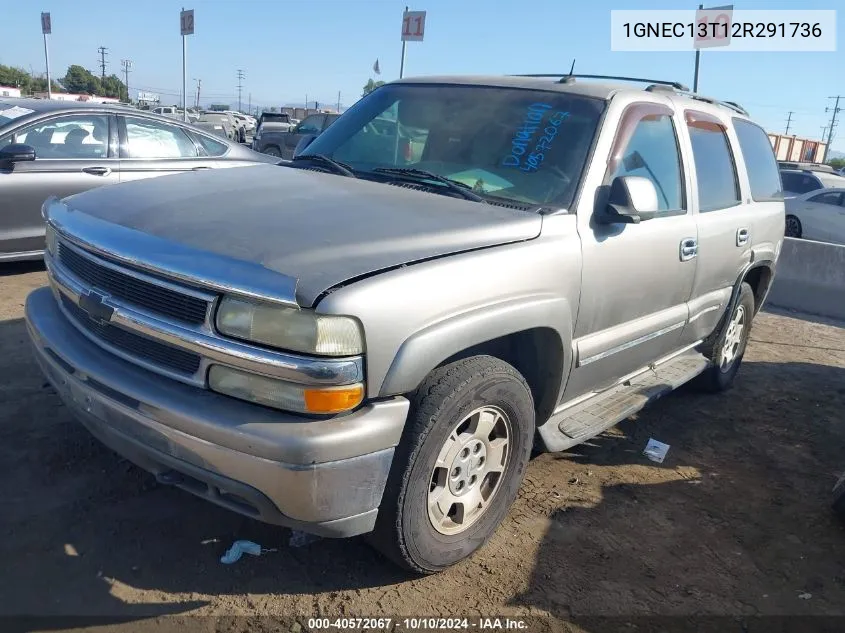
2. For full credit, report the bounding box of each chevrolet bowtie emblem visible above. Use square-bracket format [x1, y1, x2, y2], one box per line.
[78, 290, 114, 324]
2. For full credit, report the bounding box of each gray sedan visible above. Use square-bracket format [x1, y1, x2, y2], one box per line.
[0, 99, 277, 262]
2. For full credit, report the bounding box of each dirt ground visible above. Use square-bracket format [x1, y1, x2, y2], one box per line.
[2, 261, 845, 633]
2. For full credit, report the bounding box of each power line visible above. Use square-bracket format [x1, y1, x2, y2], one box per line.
[824, 96, 842, 162]
[97, 46, 109, 79]
[120, 59, 132, 102]
[236, 69, 245, 113]
[784, 111, 794, 135]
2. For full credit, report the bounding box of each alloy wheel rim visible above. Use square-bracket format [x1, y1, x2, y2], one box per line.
[786, 217, 800, 237]
[427, 405, 512, 536]
[720, 304, 746, 372]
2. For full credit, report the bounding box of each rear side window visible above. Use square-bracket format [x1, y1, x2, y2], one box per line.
[780, 172, 822, 194]
[686, 115, 740, 212]
[733, 119, 782, 201]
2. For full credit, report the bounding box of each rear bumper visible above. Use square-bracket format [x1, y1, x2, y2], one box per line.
[26, 286, 410, 537]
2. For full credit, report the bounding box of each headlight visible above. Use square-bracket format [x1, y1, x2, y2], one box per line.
[208, 365, 363, 414]
[216, 296, 363, 356]
[45, 223, 58, 256]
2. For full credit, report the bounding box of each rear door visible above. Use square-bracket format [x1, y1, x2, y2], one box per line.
[0, 112, 118, 258]
[118, 114, 211, 182]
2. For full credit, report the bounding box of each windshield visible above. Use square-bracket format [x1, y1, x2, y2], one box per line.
[302, 83, 604, 208]
[0, 102, 36, 127]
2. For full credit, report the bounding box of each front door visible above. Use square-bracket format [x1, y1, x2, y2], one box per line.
[564, 102, 698, 402]
[0, 112, 118, 258]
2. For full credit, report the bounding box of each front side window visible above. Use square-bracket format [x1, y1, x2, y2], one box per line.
[303, 83, 605, 207]
[733, 119, 782, 201]
[297, 115, 325, 134]
[610, 113, 684, 212]
[8, 114, 110, 159]
[686, 115, 740, 212]
[124, 116, 198, 158]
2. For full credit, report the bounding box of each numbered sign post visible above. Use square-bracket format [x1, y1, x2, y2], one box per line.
[180, 8, 195, 121]
[399, 7, 426, 79]
[41, 12, 52, 99]
[692, 4, 733, 92]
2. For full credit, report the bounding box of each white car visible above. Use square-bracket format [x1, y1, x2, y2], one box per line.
[785, 187, 845, 244]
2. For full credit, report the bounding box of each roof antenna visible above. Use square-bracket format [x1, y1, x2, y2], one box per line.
[569, 58, 576, 75]
[559, 59, 576, 83]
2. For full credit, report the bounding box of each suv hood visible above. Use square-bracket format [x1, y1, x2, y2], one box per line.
[60, 164, 542, 307]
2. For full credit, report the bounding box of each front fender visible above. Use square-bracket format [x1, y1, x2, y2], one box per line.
[378, 294, 574, 398]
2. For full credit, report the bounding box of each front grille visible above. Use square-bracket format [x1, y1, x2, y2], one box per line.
[61, 295, 202, 376]
[58, 243, 210, 325]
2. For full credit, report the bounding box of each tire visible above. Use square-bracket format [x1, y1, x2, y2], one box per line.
[263, 145, 282, 157]
[785, 215, 802, 238]
[694, 282, 755, 393]
[370, 355, 535, 574]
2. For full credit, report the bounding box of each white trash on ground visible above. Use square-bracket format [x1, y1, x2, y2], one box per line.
[219, 540, 276, 564]
[643, 438, 671, 463]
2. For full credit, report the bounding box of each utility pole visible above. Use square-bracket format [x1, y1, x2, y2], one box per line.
[784, 111, 794, 135]
[821, 126, 828, 142]
[236, 69, 245, 112]
[120, 59, 132, 103]
[337, 90, 341, 112]
[194, 78, 202, 109]
[248, 92, 251, 114]
[823, 96, 842, 163]
[97, 46, 108, 79]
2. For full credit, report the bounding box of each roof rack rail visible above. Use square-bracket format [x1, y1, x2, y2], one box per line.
[511, 73, 688, 91]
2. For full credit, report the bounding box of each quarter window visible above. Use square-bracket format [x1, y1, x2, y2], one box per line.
[733, 119, 782, 201]
[808, 191, 843, 206]
[124, 116, 198, 158]
[196, 134, 229, 157]
[687, 116, 740, 212]
[610, 114, 684, 212]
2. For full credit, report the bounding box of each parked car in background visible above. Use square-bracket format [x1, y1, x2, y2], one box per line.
[254, 112, 341, 159]
[151, 106, 198, 123]
[194, 113, 234, 139]
[0, 98, 276, 261]
[784, 187, 845, 243]
[252, 112, 293, 150]
[227, 111, 254, 135]
[25, 75, 784, 573]
[779, 167, 845, 199]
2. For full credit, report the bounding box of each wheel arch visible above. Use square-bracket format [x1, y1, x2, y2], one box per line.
[378, 297, 574, 426]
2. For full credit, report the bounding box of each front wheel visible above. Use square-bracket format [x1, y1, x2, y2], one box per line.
[370, 355, 535, 574]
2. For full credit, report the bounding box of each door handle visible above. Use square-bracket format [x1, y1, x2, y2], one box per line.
[736, 228, 750, 246]
[680, 238, 698, 262]
[82, 166, 112, 176]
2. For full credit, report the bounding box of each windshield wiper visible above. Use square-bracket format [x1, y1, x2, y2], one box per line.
[372, 167, 486, 203]
[291, 154, 357, 178]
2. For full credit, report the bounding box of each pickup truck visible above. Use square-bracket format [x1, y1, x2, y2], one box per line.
[26, 74, 784, 574]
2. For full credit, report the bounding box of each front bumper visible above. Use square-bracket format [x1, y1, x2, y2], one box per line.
[26, 287, 409, 537]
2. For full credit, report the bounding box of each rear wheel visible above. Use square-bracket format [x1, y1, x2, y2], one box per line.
[370, 355, 535, 574]
[263, 145, 282, 157]
[695, 282, 755, 392]
[785, 215, 802, 238]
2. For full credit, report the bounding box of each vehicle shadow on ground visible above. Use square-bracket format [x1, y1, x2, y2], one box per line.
[762, 305, 845, 329]
[509, 360, 845, 628]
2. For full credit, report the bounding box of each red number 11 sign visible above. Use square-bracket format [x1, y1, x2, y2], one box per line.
[401, 10, 426, 42]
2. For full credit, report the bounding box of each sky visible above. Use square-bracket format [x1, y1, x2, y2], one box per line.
[1, 0, 842, 152]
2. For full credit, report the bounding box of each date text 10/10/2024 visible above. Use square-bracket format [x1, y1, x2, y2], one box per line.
[307, 617, 528, 630]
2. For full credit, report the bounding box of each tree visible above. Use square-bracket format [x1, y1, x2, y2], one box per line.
[829, 157, 845, 170]
[101, 74, 127, 101]
[362, 78, 385, 97]
[62, 64, 103, 95]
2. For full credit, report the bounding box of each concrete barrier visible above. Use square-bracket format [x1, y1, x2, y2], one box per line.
[766, 237, 845, 321]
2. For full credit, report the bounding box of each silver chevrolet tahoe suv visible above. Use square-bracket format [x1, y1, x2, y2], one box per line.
[25, 74, 785, 573]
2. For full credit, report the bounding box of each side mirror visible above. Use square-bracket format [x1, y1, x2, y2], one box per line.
[598, 175, 659, 224]
[293, 134, 317, 158]
[0, 143, 36, 164]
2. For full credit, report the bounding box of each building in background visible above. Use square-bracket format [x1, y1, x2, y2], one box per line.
[768, 133, 828, 163]
[0, 86, 22, 98]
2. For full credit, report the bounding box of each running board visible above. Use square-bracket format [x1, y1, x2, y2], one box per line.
[538, 351, 711, 452]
